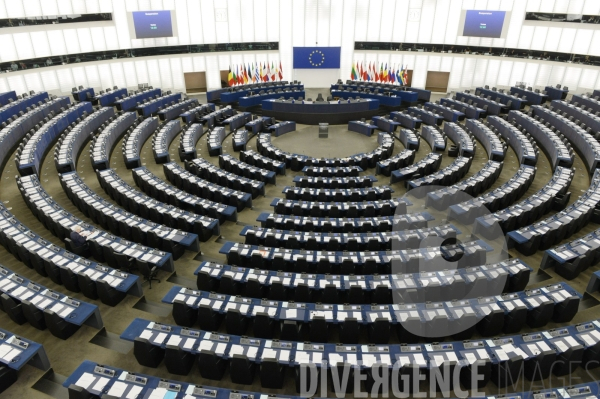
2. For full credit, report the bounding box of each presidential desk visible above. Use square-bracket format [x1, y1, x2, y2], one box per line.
[261, 99, 380, 125]
[238, 90, 306, 109]
[331, 90, 402, 108]
[331, 84, 419, 106]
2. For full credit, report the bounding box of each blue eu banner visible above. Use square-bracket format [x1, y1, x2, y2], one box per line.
[293, 47, 341, 69]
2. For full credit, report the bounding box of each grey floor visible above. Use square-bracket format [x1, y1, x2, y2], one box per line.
[1, 88, 600, 398]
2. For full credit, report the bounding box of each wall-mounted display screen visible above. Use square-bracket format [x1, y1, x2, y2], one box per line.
[132, 11, 173, 39]
[462, 10, 507, 38]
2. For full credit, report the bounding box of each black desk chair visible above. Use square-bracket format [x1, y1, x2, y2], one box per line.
[368, 317, 390, 344]
[253, 312, 276, 339]
[281, 320, 300, 341]
[231, 354, 255, 384]
[225, 308, 247, 335]
[43, 309, 79, 339]
[173, 299, 197, 327]
[260, 358, 286, 388]
[134, 337, 164, 368]
[77, 273, 99, 300]
[339, 317, 360, 344]
[1, 294, 26, 325]
[137, 259, 159, 289]
[198, 350, 227, 380]
[198, 304, 222, 331]
[165, 343, 195, 375]
[97, 280, 126, 307]
[67, 385, 94, 399]
[22, 299, 46, 330]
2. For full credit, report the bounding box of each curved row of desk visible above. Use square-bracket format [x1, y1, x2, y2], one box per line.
[122, 116, 160, 168]
[96, 168, 219, 241]
[179, 103, 215, 125]
[152, 120, 182, 163]
[218, 154, 278, 184]
[54, 107, 115, 173]
[186, 158, 267, 197]
[161, 281, 578, 344]
[283, 185, 393, 202]
[0, 264, 103, 340]
[487, 114, 539, 166]
[271, 197, 408, 218]
[132, 167, 238, 223]
[220, 240, 491, 274]
[91, 111, 139, 170]
[257, 212, 433, 233]
[178, 123, 205, 161]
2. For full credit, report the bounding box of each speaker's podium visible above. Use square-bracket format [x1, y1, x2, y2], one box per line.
[319, 123, 329, 138]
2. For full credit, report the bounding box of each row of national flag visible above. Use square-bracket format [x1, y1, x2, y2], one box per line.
[351, 61, 409, 85]
[228, 62, 283, 86]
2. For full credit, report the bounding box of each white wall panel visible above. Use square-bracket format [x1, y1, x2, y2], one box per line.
[366, 0, 382, 42]
[485, 59, 500, 86]
[90, 27, 107, 52]
[392, 0, 409, 42]
[517, 25, 534, 49]
[122, 61, 138, 87]
[572, 30, 592, 55]
[540, 0, 555, 12]
[548, 64, 566, 87]
[504, 0, 526, 48]
[460, 57, 476, 89]
[134, 61, 149, 86]
[544, 28, 561, 52]
[553, 0, 569, 12]
[72, 0, 88, 14]
[509, 61, 526, 86]
[530, 27, 547, 50]
[496, 60, 513, 86]
[23, 72, 43, 93]
[40, 0, 58, 15]
[30, 32, 51, 58]
[316, 0, 331, 46]
[23, 0, 42, 17]
[561, 66, 580, 89]
[0, 77, 8, 93]
[440, 56, 453, 72]
[583, 0, 600, 14]
[103, 27, 120, 50]
[428, 56, 441, 72]
[267, 0, 280, 42]
[525, 0, 541, 11]
[146, 59, 162, 88]
[279, 0, 293, 80]
[84, 65, 100, 88]
[112, 0, 131, 50]
[557, 28, 576, 53]
[200, 0, 217, 44]
[579, 68, 598, 90]
[56, 0, 73, 15]
[328, 0, 343, 46]
[304, 0, 318, 45]
[522, 62, 539, 86]
[76, 28, 94, 53]
[71, 66, 87, 88]
[534, 64, 552, 86]
[0, 0, 6, 19]
[431, 0, 450, 44]
[472, 58, 488, 88]
[418, 0, 435, 44]
[590, 31, 600, 57]
[567, 0, 584, 13]
[85, 0, 101, 13]
[205, 55, 220, 89]
[379, 0, 395, 43]
[175, 0, 190, 44]
[181, 57, 193, 72]
[187, 0, 204, 44]
[412, 54, 428, 88]
[5, 0, 24, 17]
[170, 57, 184, 90]
[448, 57, 463, 90]
[13, 33, 34, 61]
[56, 69, 74, 93]
[445, 0, 463, 45]
[192, 56, 206, 72]
[353, 0, 368, 42]
[159, 58, 173, 89]
[7, 75, 27, 96]
[339, 0, 356, 82]
[110, 63, 127, 88]
[40, 70, 59, 91]
[292, 0, 305, 46]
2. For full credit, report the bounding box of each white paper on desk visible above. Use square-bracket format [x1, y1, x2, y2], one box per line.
[174, 294, 186, 302]
[186, 296, 196, 306]
[74, 372, 95, 389]
[295, 351, 310, 364]
[140, 330, 152, 340]
[229, 344, 244, 356]
[167, 335, 182, 347]
[215, 342, 227, 355]
[149, 387, 167, 399]
[246, 346, 258, 359]
[496, 349, 509, 361]
[92, 377, 109, 392]
[285, 308, 297, 318]
[38, 298, 53, 309]
[107, 381, 127, 397]
[153, 332, 167, 345]
[50, 303, 64, 314]
[279, 350, 290, 362]
[239, 304, 249, 314]
[2, 348, 21, 362]
[329, 353, 344, 365]
[346, 354, 357, 365]
[126, 385, 143, 399]
[59, 306, 73, 318]
[199, 340, 213, 352]
[12, 286, 26, 297]
[414, 353, 426, 366]
[362, 354, 377, 367]
[199, 298, 211, 306]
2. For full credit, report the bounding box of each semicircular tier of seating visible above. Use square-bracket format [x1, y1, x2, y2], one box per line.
[161, 281, 579, 344]
[0, 98, 142, 306]
[14, 109, 175, 274]
[4, 81, 600, 399]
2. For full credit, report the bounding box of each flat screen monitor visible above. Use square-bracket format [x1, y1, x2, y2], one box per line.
[132, 10, 174, 39]
[462, 10, 507, 38]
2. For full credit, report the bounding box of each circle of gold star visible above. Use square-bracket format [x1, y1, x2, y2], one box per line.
[308, 50, 325, 66]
